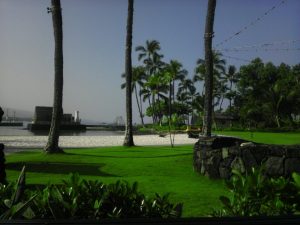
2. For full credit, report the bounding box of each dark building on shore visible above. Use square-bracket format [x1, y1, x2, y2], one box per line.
[33, 106, 75, 124]
[28, 106, 85, 131]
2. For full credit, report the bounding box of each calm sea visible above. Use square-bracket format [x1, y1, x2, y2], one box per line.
[0, 123, 123, 136]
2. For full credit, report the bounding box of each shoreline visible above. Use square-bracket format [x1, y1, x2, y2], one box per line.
[0, 134, 198, 154]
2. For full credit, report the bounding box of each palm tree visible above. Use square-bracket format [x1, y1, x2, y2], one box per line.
[144, 73, 168, 123]
[203, 0, 217, 137]
[166, 60, 187, 106]
[135, 40, 162, 74]
[177, 78, 195, 125]
[44, 0, 64, 154]
[123, 0, 134, 147]
[224, 65, 238, 113]
[136, 40, 165, 124]
[121, 66, 146, 126]
[194, 51, 226, 100]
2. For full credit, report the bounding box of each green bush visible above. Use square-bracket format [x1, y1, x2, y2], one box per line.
[212, 168, 300, 216]
[2, 173, 182, 220]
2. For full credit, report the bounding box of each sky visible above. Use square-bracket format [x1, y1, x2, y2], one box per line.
[0, 0, 299, 123]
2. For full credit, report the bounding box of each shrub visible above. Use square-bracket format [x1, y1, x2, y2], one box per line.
[212, 168, 300, 216]
[2, 172, 182, 220]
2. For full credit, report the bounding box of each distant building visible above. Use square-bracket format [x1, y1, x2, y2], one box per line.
[33, 106, 79, 125]
[33, 106, 52, 124]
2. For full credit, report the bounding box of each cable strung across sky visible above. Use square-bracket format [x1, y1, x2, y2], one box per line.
[219, 48, 300, 53]
[216, 39, 300, 52]
[214, 0, 288, 48]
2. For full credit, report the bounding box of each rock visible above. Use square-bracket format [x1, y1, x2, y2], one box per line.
[222, 147, 229, 159]
[242, 148, 258, 172]
[249, 145, 267, 164]
[219, 156, 235, 179]
[284, 158, 300, 176]
[204, 151, 222, 179]
[0, 143, 7, 184]
[264, 156, 284, 177]
[230, 156, 245, 174]
[228, 145, 240, 156]
[219, 166, 231, 180]
[193, 141, 201, 172]
[267, 145, 286, 157]
[285, 146, 300, 158]
[240, 142, 255, 147]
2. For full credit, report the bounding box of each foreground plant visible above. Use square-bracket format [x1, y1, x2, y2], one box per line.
[212, 167, 300, 216]
[1, 172, 182, 220]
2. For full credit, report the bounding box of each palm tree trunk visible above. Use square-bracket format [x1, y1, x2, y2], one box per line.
[229, 80, 233, 113]
[138, 85, 145, 126]
[203, 0, 216, 137]
[123, 0, 134, 146]
[44, 0, 64, 154]
[134, 85, 144, 126]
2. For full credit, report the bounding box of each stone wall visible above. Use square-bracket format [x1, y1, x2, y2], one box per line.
[193, 136, 300, 179]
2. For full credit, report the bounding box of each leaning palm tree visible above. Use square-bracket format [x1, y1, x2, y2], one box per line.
[44, 0, 64, 154]
[123, 0, 134, 146]
[203, 0, 217, 137]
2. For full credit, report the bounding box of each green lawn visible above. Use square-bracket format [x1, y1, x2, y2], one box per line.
[5, 145, 227, 217]
[5, 131, 300, 217]
[215, 131, 300, 145]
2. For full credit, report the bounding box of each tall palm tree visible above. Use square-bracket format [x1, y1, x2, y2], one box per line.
[44, 0, 64, 154]
[123, 0, 134, 147]
[193, 51, 226, 99]
[136, 40, 162, 74]
[166, 60, 187, 106]
[224, 65, 237, 113]
[121, 66, 146, 126]
[136, 40, 166, 125]
[203, 0, 217, 137]
[177, 78, 195, 125]
[144, 73, 168, 123]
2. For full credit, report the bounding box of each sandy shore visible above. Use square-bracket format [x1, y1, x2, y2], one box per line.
[0, 134, 197, 153]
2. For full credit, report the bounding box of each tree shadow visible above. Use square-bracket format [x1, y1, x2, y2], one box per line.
[67, 152, 192, 159]
[6, 162, 119, 177]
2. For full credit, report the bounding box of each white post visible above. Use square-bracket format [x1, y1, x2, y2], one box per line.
[74, 110, 80, 123]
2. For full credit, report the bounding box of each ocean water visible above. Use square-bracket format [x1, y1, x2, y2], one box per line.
[0, 124, 124, 136]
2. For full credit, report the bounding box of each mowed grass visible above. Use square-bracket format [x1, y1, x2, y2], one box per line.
[5, 145, 227, 217]
[5, 131, 300, 217]
[215, 131, 300, 145]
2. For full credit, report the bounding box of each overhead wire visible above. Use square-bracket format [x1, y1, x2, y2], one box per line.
[214, 0, 288, 48]
[221, 54, 252, 63]
[216, 39, 300, 52]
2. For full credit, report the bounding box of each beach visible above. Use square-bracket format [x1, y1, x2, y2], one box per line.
[0, 134, 197, 153]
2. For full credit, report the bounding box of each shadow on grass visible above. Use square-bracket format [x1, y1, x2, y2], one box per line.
[66, 152, 192, 159]
[6, 162, 119, 177]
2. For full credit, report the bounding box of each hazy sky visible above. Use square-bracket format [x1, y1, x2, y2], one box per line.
[1, 0, 299, 123]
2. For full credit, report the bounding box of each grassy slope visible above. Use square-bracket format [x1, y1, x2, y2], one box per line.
[5, 145, 227, 217]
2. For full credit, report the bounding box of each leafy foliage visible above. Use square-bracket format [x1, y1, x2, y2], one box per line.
[1, 173, 182, 220]
[213, 168, 300, 216]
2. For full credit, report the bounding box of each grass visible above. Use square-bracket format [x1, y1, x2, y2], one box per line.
[5, 145, 227, 217]
[5, 131, 300, 217]
[214, 130, 300, 145]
